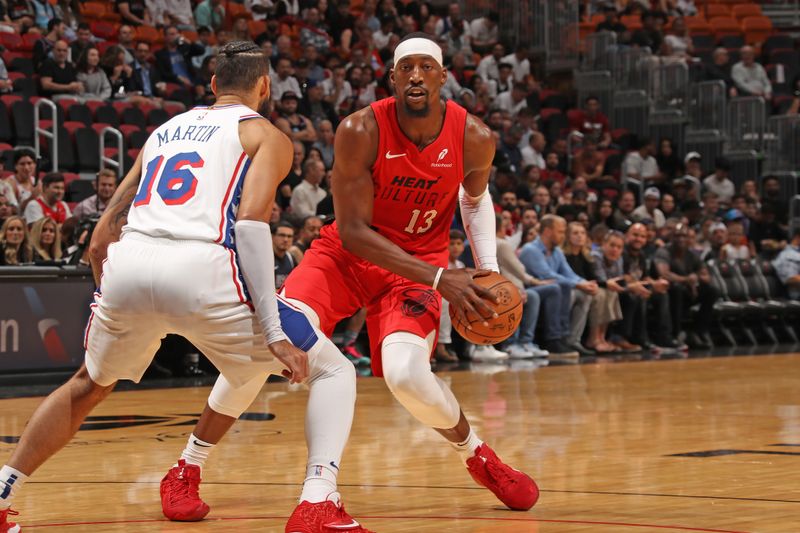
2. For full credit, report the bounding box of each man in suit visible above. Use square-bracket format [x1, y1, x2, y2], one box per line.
[129, 41, 165, 104]
[153, 25, 204, 89]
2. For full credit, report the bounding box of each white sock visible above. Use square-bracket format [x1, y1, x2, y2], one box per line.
[179, 434, 215, 469]
[0, 465, 28, 510]
[452, 429, 483, 465]
[300, 464, 339, 504]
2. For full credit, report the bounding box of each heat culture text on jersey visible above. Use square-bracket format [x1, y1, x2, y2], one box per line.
[376, 174, 451, 209]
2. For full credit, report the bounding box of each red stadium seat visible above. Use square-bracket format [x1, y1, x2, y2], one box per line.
[705, 4, 731, 18]
[709, 17, 742, 41]
[20, 34, 38, 53]
[62, 121, 86, 135]
[742, 16, 773, 45]
[732, 4, 762, 20]
[91, 21, 120, 40]
[0, 33, 23, 52]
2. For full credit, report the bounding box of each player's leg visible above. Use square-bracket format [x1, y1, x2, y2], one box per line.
[380, 330, 539, 511]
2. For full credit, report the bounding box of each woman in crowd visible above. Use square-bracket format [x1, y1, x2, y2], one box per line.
[76, 46, 112, 100]
[29, 216, 62, 262]
[592, 198, 615, 228]
[656, 138, 682, 183]
[0, 215, 31, 265]
[563, 222, 597, 350]
[194, 55, 217, 106]
[101, 45, 132, 97]
[663, 17, 694, 59]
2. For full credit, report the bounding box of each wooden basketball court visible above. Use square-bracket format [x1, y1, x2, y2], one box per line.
[1, 354, 798, 532]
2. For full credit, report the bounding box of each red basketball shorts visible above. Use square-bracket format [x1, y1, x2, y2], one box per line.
[283, 225, 447, 377]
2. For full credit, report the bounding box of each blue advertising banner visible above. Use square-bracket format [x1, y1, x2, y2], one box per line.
[0, 269, 94, 373]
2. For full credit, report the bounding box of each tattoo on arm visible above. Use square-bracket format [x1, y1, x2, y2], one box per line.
[107, 182, 137, 234]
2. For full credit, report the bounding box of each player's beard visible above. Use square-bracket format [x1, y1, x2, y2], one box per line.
[401, 97, 430, 118]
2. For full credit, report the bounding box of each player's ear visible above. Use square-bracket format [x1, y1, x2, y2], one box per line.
[261, 74, 271, 100]
[210, 75, 218, 97]
[389, 67, 395, 87]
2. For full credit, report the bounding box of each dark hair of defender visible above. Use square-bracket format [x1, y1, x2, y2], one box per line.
[214, 41, 271, 93]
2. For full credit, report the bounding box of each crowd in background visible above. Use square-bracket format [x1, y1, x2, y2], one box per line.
[0, 0, 800, 371]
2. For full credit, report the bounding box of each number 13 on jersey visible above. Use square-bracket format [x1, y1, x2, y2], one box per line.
[403, 209, 438, 234]
[134, 152, 205, 207]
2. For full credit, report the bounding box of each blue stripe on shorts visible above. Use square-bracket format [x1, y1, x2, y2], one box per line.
[278, 300, 318, 351]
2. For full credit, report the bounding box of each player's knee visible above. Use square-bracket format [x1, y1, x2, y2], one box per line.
[383, 356, 434, 403]
[71, 365, 116, 400]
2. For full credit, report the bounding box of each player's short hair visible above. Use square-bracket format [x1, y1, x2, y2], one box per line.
[215, 41, 271, 93]
[449, 229, 466, 242]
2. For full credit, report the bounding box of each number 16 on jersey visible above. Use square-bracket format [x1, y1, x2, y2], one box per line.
[134, 152, 205, 207]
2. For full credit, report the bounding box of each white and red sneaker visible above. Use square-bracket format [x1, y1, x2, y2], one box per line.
[160, 459, 210, 521]
[0, 508, 20, 533]
[466, 443, 539, 511]
[285, 494, 372, 533]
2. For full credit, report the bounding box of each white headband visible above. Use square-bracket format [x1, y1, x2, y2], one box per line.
[393, 38, 443, 68]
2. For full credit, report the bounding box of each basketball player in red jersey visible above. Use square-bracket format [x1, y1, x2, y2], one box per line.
[160, 33, 538, 531]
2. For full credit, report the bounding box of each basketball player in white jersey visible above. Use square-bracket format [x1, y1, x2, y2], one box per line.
[0, 42, 371, 533]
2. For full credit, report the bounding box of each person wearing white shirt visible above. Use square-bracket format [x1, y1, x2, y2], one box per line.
[245, 0, 273, 21]
[632, 187, 666, 228]
[270, 56, 301, 101]
[321, 65, 352, 111]
[521, 131, 546, 170]
[434, 2, 472, 38]
[372, 16, 395, 50]
[476, 42, 505, 82]
[501, 45, 530, 82]
[702, 157, 735, 206]
[622, 138, 659, 187]
[290, 159, 328, 218]
[469, 12, 499, 53]
[493, 82, 528, 117]
[731, 45, 772, 99]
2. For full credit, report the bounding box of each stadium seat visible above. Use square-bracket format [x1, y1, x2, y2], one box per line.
[0, 33, 23, 52]
[117, 124, 141, 141]
[62, 121, 86, 136]
[66, 177, 95, 202]
[68, 104, 94, 126]
[709, 17, 742, 41]
[162, 102, 184, 117]
[75, 127, 101, 172]
[9, 57, 34, 76]
[762, 34, 795, 60]
[127, 148, 140, 160]
[90, 21, 119, 40]
[147, 107, 169, 127]
[742, 16, 773, 44]
[620, 15, 642, 31]
[12, 78, 36, 98]
[79, 1, 107, 20]
[706, 259, 748, 346]
[768, 49, 799, 69]
[95, 104, 120, 127]
[686, 20, 713, 36]
[0, 101, 12, 143]
[541, 93, 570, 112]
[20, 34, 37, 53]
[121, 107, 146, 129]
[91, 123, 115, 135]
[719, 35, 745, 49]
[135, 25, 161, 45]
[56, 129, 77, 172]
[692, 34, 716, 49]
[732, 3, 762, 20]
[128, 129, 148, 149]
[181, 30, 199, 42]
[737, 258, 787, 342]
[10, 100, 33, 145]
[705, 3, 731, 18]
[248, 20, 267, 38]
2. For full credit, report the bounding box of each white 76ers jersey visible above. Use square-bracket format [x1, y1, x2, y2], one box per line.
[124, 103, 262, 248]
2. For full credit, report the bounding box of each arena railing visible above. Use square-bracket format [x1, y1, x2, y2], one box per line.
[33, 98, 58, 172]
[99, 126, 124, 178]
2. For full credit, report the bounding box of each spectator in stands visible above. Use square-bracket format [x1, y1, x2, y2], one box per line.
[488, 62, 514, 99]
[521, 131, 546, 170]
[541, 152, 566, 184]
[312, 120, 335, 169]
[194, 54, 216, 105]
[289, 215, 322, 263]
[704, 47, 737, 97]
[469, 11, 498, 54]
[272, 221, 296, 288]
[270, 55, 302, 102]
[193, 0, 224, 31]
[749, 202, 786, 258]
[246, 0, 273, 21]
[495, 214, 555, 359]
[596, 4, 629, 43]
[622, 136, 659, 188]
[191, 26, 216, 70]
[631, 10, 665, 53]
[100, 45, 133, 98]
[0, 215, 31, 266]
[155, 25, 203, 89]
[117, 25, 136, 64]
[572, 137, 608, 188]
[663, 17, 693, 59]
[656, 138, 682, 182]
[117, 0, 152, 26]
[72, 169, 118, 220]
[441, 18, 474, 63]
[587, 230, 628, 352]
[476, 42, 504, 83]
[130, 41, 165, 102]
[33, 18, 66, 70]
[0, 194, 12, 226]
[611, 190, 637, 230]
[501, 44, 531, 83]
[278, 141, 305, 208]
[276, 92, 317, 145]
[498, 125, 524, 175]
[2, 149, 38, 210]
[70, 23, 94, 64]
[290, 159, 326, 218]
[76, 46, 112, 100]
[732, 45, 772, 101]
[434, 231, 465, 362]
[632, 187, 666, 228]
[761, 175, 788, 225]
[772, 227, 800, 300]
[322, 65, 353, 116]
[622, 222, 675, 350]
[300, 7, 332, 54]
[159, 0, 195, 29]
[703, 156, 734, 207]
[560, 221, 599, 355]
[373, 14, 396, 50]
[493, 81, 528, 118]
[569, 96, 612, 148]
[435, 2, 470, 38]
[299, 79, 338, 129]
[24, 173, 71, 226]
[0, 56, 11, 94]
[655, 223, 716, 348]
[29, 216, 61, 262]
[231, 15, 250, 41]
[519, 215, 598, 357]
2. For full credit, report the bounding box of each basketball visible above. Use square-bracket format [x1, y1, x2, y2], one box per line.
[449, 271, 522, 345]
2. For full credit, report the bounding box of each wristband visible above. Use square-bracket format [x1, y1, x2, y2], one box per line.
[431, 267, 444, 291]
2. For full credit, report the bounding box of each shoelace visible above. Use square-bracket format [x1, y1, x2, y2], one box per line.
[167, 468, 200, 505]
[485, 457, 517, 487]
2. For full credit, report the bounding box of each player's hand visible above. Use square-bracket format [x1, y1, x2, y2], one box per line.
[438, 268, 498, 329]
[268, 340, 309, 384]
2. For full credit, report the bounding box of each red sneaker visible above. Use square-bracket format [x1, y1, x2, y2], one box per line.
[0, 508, 20, 533]
[466, 443, 539, 511]
[285, 497, 373, 533]
[160, 460, 210, 521]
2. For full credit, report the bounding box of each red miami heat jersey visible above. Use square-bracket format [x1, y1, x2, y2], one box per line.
[367, 97, 467, 257]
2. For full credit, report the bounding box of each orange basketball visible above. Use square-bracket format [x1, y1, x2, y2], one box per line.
[449, 271, 522, 345]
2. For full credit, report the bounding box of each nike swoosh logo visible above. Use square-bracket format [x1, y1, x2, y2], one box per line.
[329, 461, 339, 470]
[386, 151, 407, 159]
[326, 520, 361, 529]
[193, 440, 212, 448]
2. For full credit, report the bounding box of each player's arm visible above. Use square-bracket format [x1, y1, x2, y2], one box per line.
[333, 110, 497, 322]
[88, 150, 144, 287]
[460, 114, 498, 272]
[236, 118, 308, 383]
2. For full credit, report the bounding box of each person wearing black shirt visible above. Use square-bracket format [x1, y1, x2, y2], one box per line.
[116, 0, 151, 26]
[749, 202, 787, 258]
[33, 18, 66, 70]
[654, 223, 718, 348]
[631, 10, 665, 53]
[272, 221, 296, 288]
[39, 40, 82, 99]
[596, 6, 629, 43]
[704, 47, 737, 96]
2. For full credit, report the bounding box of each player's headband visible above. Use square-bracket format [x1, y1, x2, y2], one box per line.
[393, 38, 443, 68]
